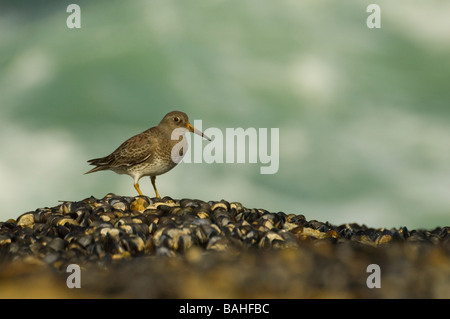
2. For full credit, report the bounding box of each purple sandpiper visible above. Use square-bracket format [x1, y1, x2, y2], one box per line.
[86, 111, 210, 198]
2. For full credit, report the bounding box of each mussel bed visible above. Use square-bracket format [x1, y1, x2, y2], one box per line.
[0, 194, 449, 298]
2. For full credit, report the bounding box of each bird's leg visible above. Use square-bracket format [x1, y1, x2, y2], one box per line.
[134, 183, 144, 196]
[150, 176, 161, 199]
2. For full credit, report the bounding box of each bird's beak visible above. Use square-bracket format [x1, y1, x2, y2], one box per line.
[187, 123, 211, 141]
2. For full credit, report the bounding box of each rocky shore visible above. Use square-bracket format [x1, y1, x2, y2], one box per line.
[0, 194, 449, 298]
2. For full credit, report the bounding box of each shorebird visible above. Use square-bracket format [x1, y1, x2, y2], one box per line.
[85, 111, 210, 198]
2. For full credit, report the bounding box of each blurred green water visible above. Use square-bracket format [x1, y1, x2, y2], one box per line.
[0, 0, 449, 228]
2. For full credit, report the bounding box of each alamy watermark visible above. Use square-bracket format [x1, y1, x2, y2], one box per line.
[66, 4, 381, 30]
[171, 120, 280, 174]
[366, 264, 381, 288]
[66, 264, 81, 288]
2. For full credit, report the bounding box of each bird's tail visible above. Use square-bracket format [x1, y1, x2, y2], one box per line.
[85, 156, 112, 174]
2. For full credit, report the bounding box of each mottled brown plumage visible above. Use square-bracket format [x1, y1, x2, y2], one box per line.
[86, 111, 210, 198]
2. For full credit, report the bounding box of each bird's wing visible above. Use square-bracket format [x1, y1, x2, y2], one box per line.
[107, 132, 156, 168]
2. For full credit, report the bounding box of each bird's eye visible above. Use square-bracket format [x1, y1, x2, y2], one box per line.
[174, 117, 180, 122]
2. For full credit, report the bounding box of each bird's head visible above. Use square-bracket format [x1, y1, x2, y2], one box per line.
[160, 111, 211, 141]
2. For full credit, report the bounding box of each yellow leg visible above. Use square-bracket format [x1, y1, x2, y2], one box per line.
[150, 176, 161, 199]
[134, 183, 143, 196]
